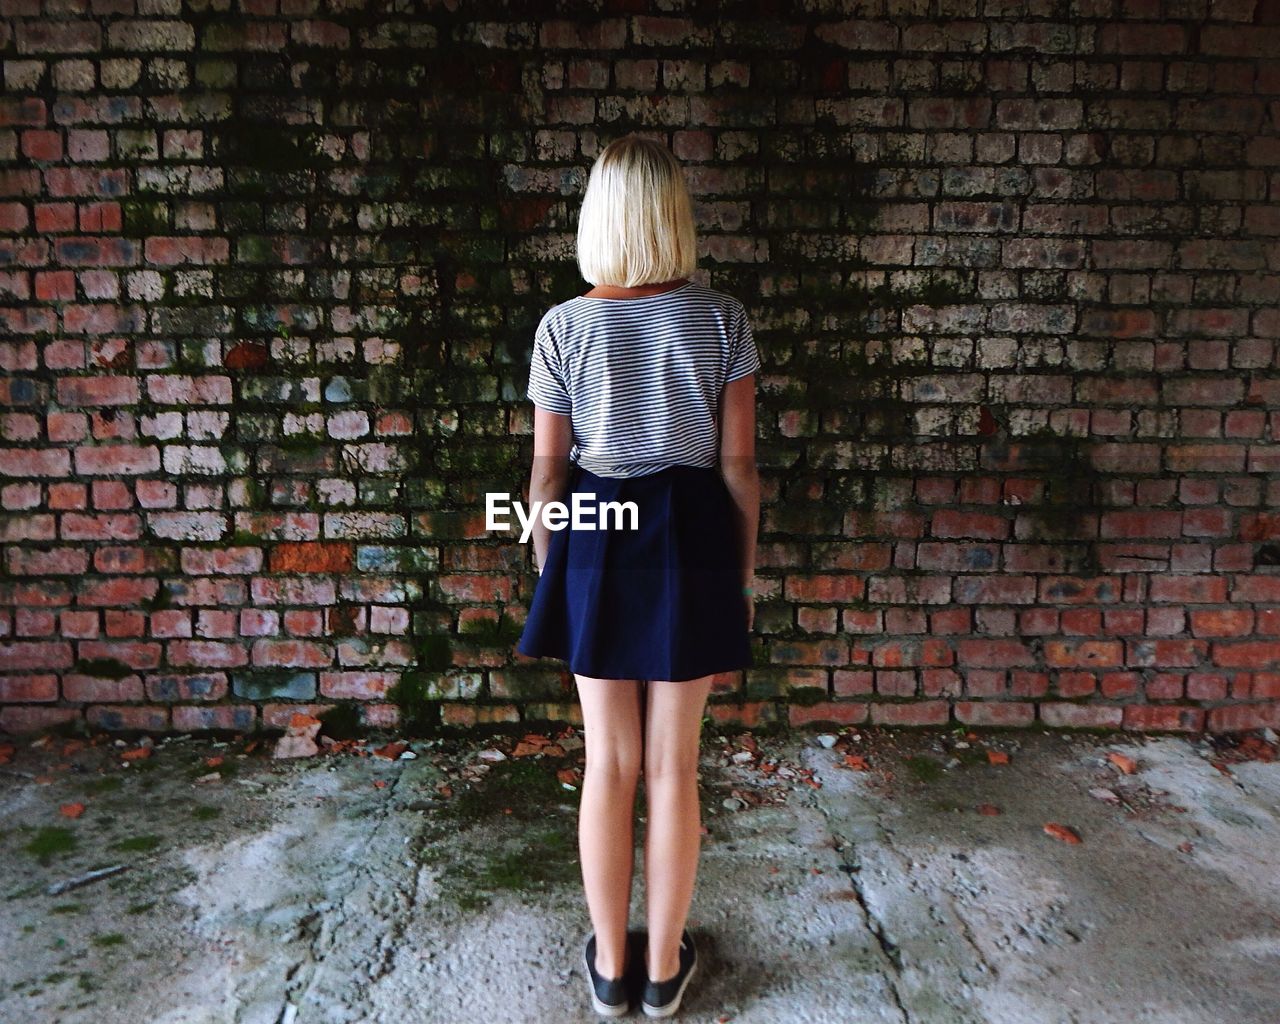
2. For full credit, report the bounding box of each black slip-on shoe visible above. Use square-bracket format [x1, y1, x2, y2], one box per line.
[640, 929, 697, 1018]
[583, 931, 631, 1017]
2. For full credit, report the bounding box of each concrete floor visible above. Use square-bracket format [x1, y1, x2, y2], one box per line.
[1, 721, 1277, 1024]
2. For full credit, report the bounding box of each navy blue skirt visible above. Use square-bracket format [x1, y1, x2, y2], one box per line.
[515, 463, 752, 682]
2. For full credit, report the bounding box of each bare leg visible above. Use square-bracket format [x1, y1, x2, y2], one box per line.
[643, 674, 714, 982]
[574, 674, 644, 978]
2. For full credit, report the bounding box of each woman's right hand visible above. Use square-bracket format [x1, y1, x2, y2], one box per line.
[744, 592, 755, 631]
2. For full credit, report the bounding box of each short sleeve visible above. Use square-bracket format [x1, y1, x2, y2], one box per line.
[527, 319, 571, 415]
[726, 302, 761, 383]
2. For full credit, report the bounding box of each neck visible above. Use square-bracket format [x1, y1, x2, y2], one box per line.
[583, 277, 689, 299]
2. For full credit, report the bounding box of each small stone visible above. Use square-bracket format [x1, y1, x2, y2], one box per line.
[816, 734, 838, 749]
[273, 714, 322, 759]
[273, 733, 319, 758]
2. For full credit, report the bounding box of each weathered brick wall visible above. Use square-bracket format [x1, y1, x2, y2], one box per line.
[2, 2, 1278, 739]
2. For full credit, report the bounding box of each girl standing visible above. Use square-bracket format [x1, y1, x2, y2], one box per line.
[516, 133, 761, 1018]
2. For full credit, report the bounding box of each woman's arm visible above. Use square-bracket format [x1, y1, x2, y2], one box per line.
[718, 372, 759, 598]
[528, 405, 573, 574]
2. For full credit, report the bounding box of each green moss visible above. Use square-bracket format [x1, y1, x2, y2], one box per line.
[1001, 425, 1102, 574]
[836, 271, 895, 314]
[844, 200, 881, 235]
[110, 834, 162, 853]
[418, 756, 583, 911]
[194, 59, 236, 89]
[474, 828, 576, 892]
[458, 611, 522, 643]
[448, 757, 567, 823]
[317, 702, 363, 740]
[427, 826, 580, 913]
[140, 583, 173, 613]
[433, 429, 522, 478]
[950, 743, 992, 768]
[385, 672, 443, 737]
[240, 476, 268, 511]
[214, 119, 336, 172]
[274, 433, 328, 453]
[219, 444, 251, 475]
[907, 277, 972, 306]
[366, 364, 410, 406]
[903, 754, 945, 784]
[236, 235, 276, 264]
[786, 685, 828, 706]
[23, 826, 77, 864]
[925, 797, 969, 813]
[90, 932, 126, 947]
[413, 633, 453, 671]
[72, 657, 133, 680]
[189, 805, 220, 821]
[179, 338, 214, 368]
[120, 198, 169, 236]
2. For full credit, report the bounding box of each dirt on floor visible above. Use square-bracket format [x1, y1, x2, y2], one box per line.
[1, 718, 1277, 1024]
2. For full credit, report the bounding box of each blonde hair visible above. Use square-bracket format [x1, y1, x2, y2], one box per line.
[576, 134, 698, 287]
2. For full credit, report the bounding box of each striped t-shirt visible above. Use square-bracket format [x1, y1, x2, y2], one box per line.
[526, 280, 762, 479]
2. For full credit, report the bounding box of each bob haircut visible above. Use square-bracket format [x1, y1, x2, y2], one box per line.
[576, 134, 698, 288]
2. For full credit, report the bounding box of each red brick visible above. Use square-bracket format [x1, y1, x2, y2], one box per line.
[1189, 609, 1253, 637]
[705, 700, 772, 728]
[171, 703, 257, 732]
[86, 704, 171, 732]
[1097, 23, 1187, 53]
[0, 705, 82, 734]
[0, 641, 73, 670]
[955, 701, 1035, 726]
[0, 448, 71, 477]
[1122, 704, 1205, 733]
[788, 700, 868, 727]
[869, 700, 949, 726]
[57, 375, 138, 406]
[63, 674, 145, 702]
[1213, 641, 1280, 669]
[783, 574, 864, 602]
[0, 674, 59, 702]
[316, 670, 396, 699]
[1038, 702, 1125, 728]
[1205, 702, 1280, 733]
[435, 575, 513, 603]
[1099, 672, 1141, 698]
